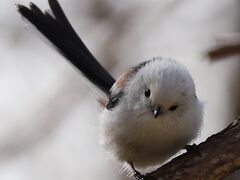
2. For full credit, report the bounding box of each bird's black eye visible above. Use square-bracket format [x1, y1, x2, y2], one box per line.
[144, 89, 151, 98]
[169, 105, 178, 111]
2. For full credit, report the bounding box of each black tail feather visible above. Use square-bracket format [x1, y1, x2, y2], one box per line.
[17, 0, 115, 95]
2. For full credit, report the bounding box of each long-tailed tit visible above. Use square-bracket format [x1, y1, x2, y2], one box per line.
[17, 0, 203, 178]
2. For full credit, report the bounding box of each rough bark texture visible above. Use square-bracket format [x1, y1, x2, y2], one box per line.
[142, 118, 240, 180]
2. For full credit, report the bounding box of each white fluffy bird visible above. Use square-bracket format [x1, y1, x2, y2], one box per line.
[17, 0, 203, 178]
[100, 58, 203, 169]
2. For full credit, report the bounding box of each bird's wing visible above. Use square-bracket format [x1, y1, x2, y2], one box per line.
[106, 59, 153, 110]
[17, 0, 115, 96]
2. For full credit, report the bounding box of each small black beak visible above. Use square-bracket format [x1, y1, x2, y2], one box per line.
[152, 106, 162, 118]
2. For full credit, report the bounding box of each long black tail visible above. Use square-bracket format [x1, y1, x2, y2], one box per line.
[17, 0, 115, 95]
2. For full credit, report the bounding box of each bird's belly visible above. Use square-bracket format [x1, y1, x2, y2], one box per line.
[99, 109, 200, 168]
[117, 133, 188, 168]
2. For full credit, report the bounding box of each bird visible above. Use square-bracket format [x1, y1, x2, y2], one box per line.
[17, 0, 203, 179]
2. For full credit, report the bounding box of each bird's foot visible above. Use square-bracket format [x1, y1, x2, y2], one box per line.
[184, 143, 201, 157]
[129, 162, 146, 180]
[133, 170, 146, 180]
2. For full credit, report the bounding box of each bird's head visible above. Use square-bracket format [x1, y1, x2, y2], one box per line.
[120, 57, 200, 122]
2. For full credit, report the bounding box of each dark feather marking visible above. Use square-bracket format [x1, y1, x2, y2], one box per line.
[106, 91, 123, 110]
[106, 59, 154, 110]
[132, 59, 152, 72]
[106, 69, 134, 110]
[17, 0, 115, 95]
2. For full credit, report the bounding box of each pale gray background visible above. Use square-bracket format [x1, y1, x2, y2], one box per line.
[0, 0, 239, 179]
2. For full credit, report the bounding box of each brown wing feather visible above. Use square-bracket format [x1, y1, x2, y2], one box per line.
[105, 59, 153, 110]
[106, 68, 136, 110]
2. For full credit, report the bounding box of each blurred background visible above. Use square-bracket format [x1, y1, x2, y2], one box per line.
[0, 0, 239, 179]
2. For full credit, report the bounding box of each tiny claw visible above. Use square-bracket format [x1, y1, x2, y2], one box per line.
[134, 171, 145, 180]
[128, 162, 156, 180]
[129, 162, 146, 180]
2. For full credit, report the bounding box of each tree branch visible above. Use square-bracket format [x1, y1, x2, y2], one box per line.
[143, 117, 240, 180]
[208, 43, 240, 60]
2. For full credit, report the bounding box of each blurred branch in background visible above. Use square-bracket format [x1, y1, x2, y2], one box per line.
[208, 41, 240, 60]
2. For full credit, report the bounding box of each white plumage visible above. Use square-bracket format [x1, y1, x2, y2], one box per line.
[99, 57, 203, 169]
